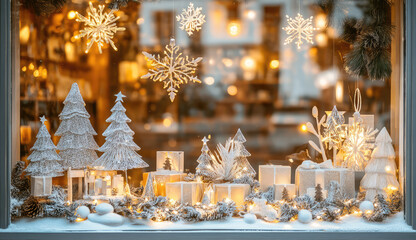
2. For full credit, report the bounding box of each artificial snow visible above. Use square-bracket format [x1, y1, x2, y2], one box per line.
[1, 212, 414, 232]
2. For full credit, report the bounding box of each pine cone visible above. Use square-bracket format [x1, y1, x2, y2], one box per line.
[22, 196, 43, 218]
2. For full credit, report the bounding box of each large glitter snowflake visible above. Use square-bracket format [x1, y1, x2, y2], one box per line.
[142, 38, 203, 102]
[176, 2, 206, 36]
[282, 13, 318, 49]
[341, 123, 378, 171]
[74, 2, 125, 54]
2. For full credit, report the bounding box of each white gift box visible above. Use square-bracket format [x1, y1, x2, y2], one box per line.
[307, 187, 328, 199]
[166, 181, 203, 205]
[31, 176, 52, 196]
[214, 183, 250, 206]
[112, 175, 124, 196]
[259, 165, 291, 191]
[274, 184, 296, 201]
[295, 160, 355, 198]
[156, 151, 184, 172]
[143, 171, 187, 196]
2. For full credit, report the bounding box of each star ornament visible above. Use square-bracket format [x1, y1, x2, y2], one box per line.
[115, 91, 126, 102]
[74, 2, 126, 54]
[202, 136, 209, 144]
[176, 2, 206, 36]
[142, 38, 203, 102]
[282, 13, 318, 49]
[39, 115, 47, 124]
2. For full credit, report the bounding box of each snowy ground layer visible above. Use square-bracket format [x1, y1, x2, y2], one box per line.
[2, 212, 414, 233]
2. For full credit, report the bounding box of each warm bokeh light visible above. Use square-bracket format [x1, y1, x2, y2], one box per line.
[204, 76, 215, 85]
[19, 25, 30, 44]
[316, 33, 328, 47]
[228, 21, 241, 36]
[315, 13, 327, 29]
[33, 70, 40, 77]
[163, 117, 173, 127]
[336, 81, 343, 103]
[28, 63, 35, 70]
[67, 11, 77, 20]
[136, 17, 144, 25]
[222, 58, 233, 68]
[240, 56, 256, 70]
[21, 66, 27, 72]
[300, 124, 307, 132]
[269, 59, 280, 69]
[246, 10, 256, 20]
[227, 85, 238, 96]
[41, 68, 48, 79]
[385, 166, 392, 173]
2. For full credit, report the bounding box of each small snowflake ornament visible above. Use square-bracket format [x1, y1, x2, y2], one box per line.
[282, 13, 318, 49]
[142, 38, 203, 102]
[176, 3, 206, 36]
[74, 2, 126, 54]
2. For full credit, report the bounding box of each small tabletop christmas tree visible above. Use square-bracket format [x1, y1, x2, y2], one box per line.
[25, 116, 64, 177]
[195, 136, 213, 179]
[55, 83, 99, 169]
[360, 127, 400, 200]
[94, 92, 149, 194]
[142, 172, 155, 200]
[232, 129, 256, 178]
[163, 154, 172, 171]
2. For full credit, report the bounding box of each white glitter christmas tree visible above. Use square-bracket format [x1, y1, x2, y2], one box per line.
[74, 2, 126, 54]
[55, 83, 99, 169]
[282, 13, 318, 49]
[195, 136, 214, 179]
[25, 116, 64, 177]
[142, 38, 203, 102]
[176, 2, 206, 36]
[93, 91, 148, 171]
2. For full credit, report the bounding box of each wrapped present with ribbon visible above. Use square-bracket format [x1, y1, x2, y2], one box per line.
[213, 183, 250, 206]
[259, 165, 291, 191]
[31, 176, 52, 196]
[295, 160, 355, 198]
[166, 181, 203, 205]
[143, 171, 187, 196]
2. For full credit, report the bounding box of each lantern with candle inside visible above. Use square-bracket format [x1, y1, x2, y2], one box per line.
[274, 184, 296, 201]
[156, 151, 184, 172]
[143, 171, 187, 196]
[259, 165, 291, 191]
[112, 174, 124, 196]
[166, 181, 203, 205]
[213, 183, 250, 206]
[295, 160, 355, 198]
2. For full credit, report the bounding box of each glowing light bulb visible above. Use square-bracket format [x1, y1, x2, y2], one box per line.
[246, 10, 256, 20]
[300, 124, 307, 132]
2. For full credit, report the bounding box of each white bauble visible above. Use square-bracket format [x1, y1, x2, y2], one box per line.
[298, 209, 312, 224]
[244, 213, 257, 224]
[359, 201, 374, 213]
[264, 205, 278, 222]
[76, 206, 90, 219]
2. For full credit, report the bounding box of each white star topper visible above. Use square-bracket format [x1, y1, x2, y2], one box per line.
[115, 91, 126, 102]
[202, 136, 209, 144]
[39, 115, 47, 124]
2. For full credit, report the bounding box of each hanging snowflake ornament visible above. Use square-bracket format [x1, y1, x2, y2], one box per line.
[176, 2, 206, 36]
[142, 38, 203, 102]
[74, 2, 126, 54]
[342, 123, 378, 171]
[282, 13, 318, 49]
